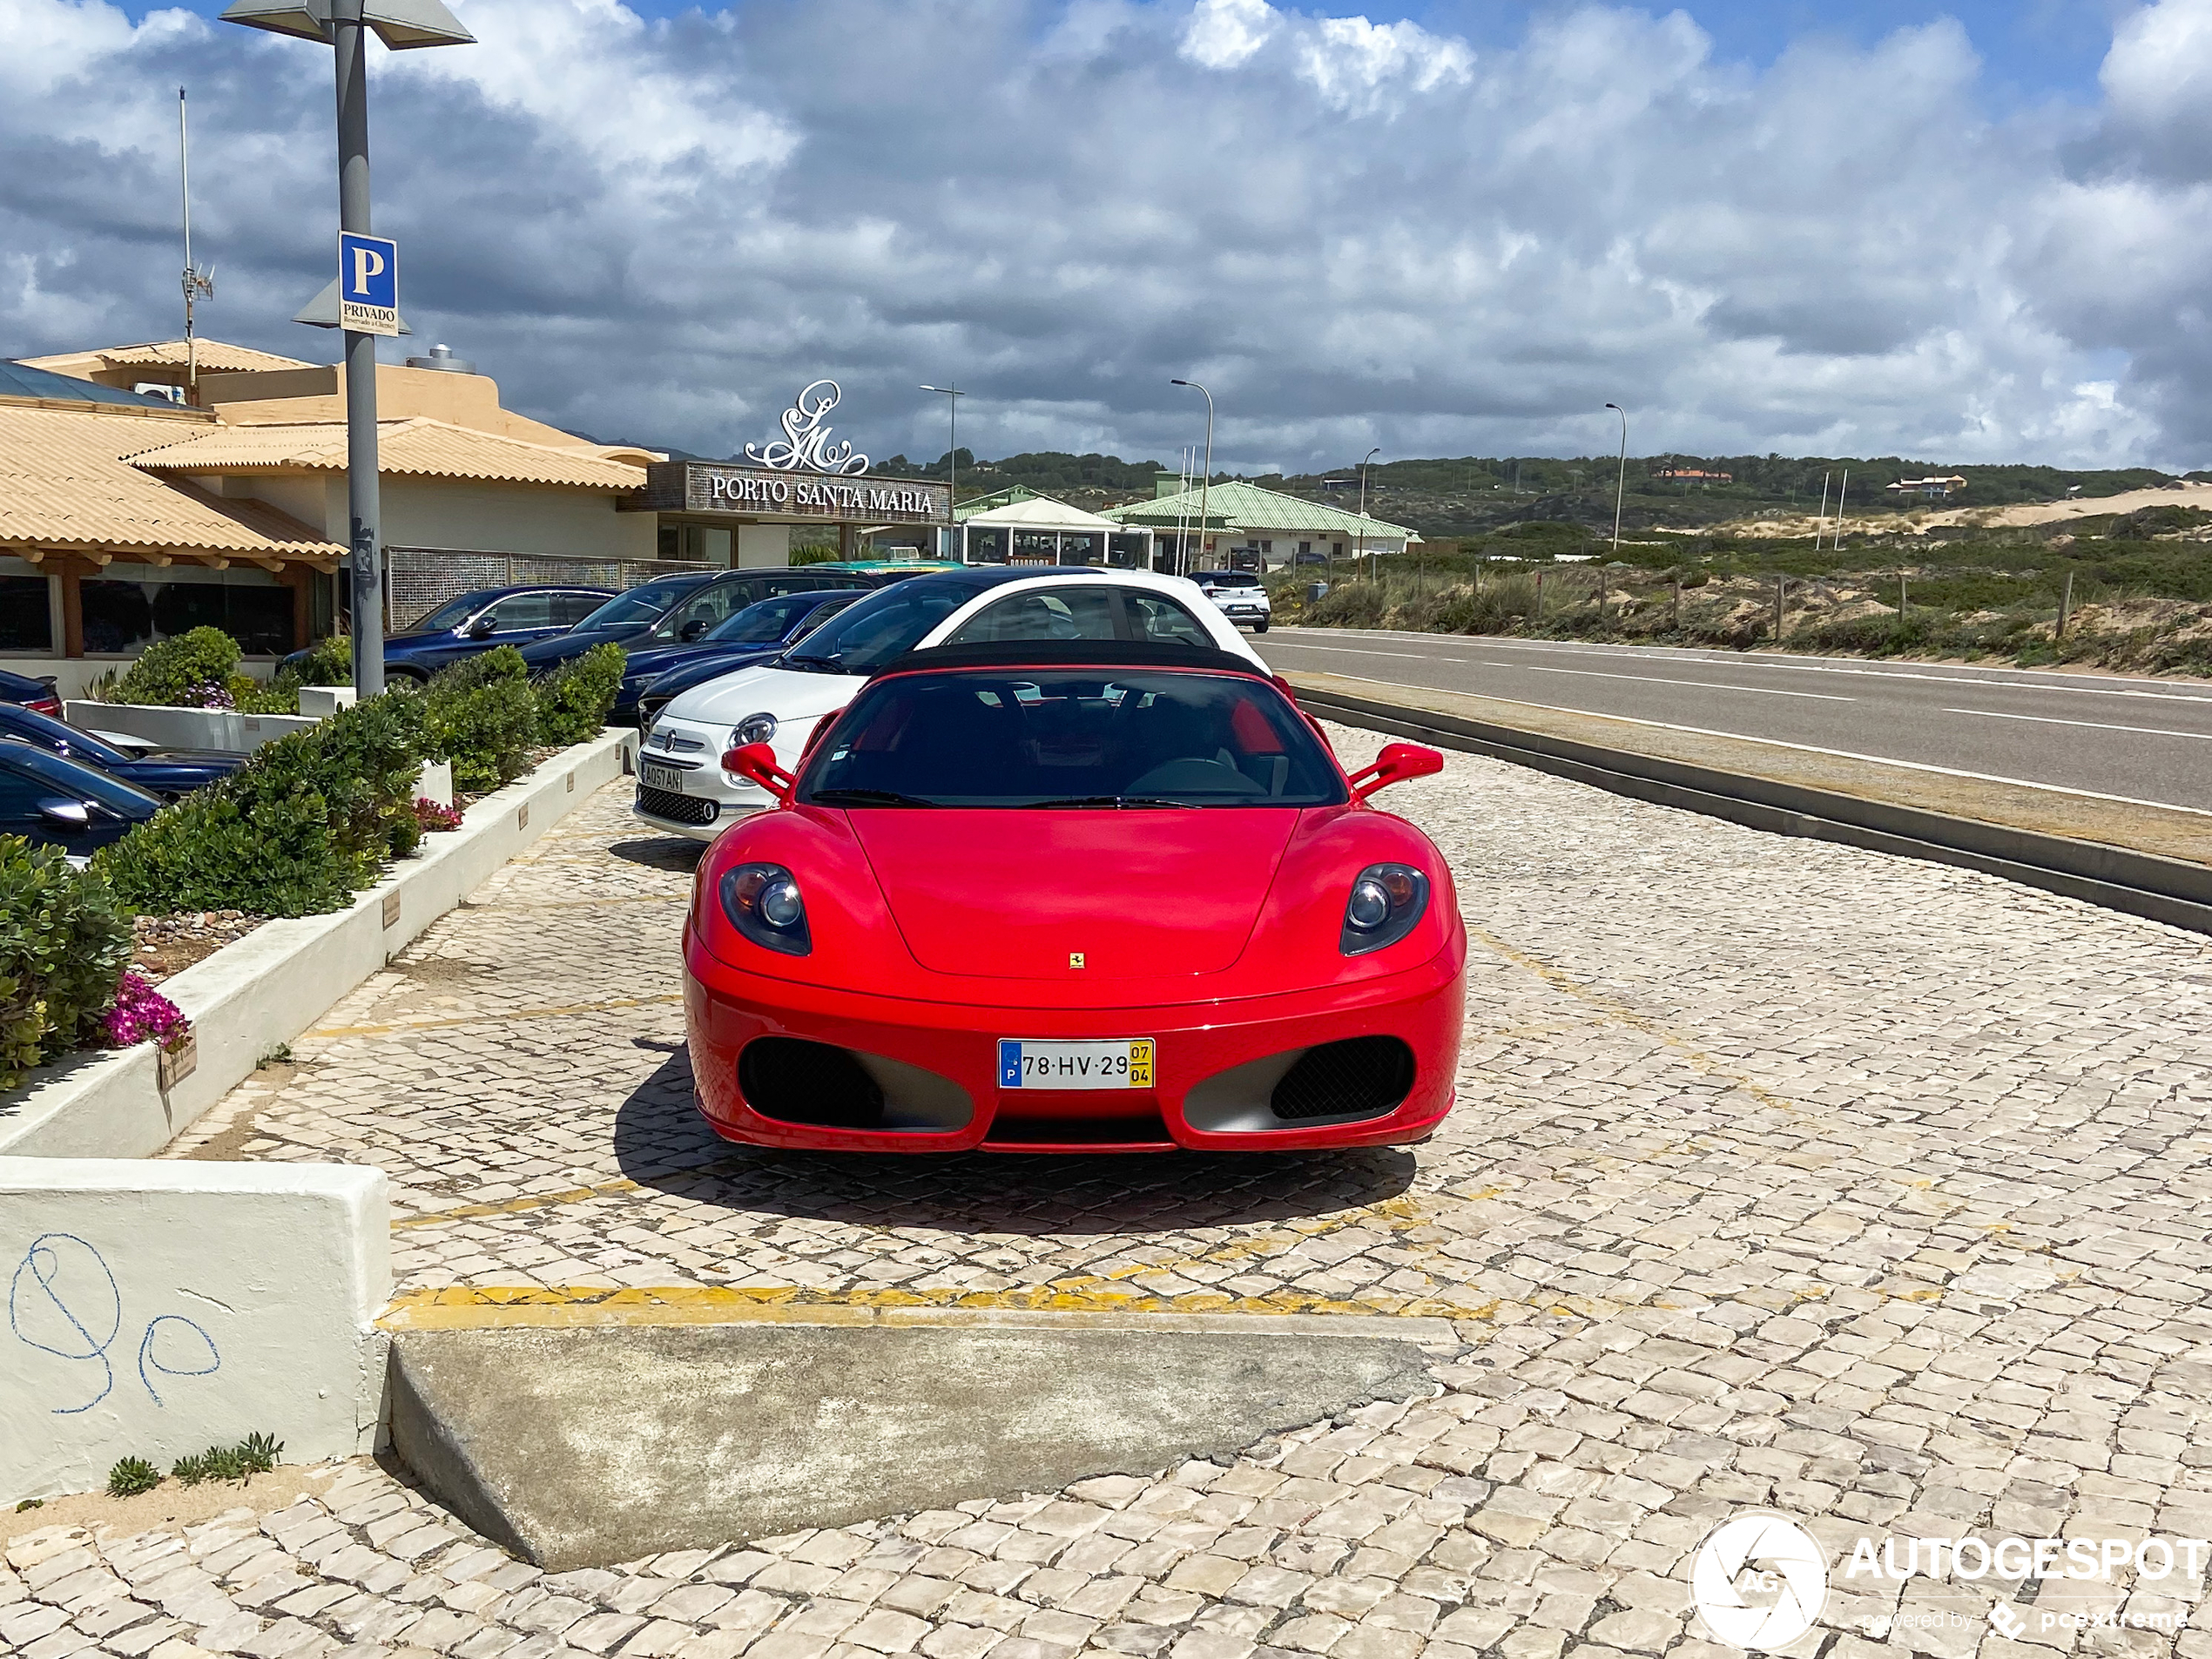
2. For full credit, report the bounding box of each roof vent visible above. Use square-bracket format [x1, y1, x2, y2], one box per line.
[405, 343, 475, 374]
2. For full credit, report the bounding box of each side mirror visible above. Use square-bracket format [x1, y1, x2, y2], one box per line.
[37, 798, 92, 830]
[720, 741, 795, 804]
[1349, 742, 1445, 800]
[467, 617, 496, 639]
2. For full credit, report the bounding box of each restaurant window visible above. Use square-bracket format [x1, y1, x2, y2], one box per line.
[0, 557, 54, 651]
[81, 563, 295, 657]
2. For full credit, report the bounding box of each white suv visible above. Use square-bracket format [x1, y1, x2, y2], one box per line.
[1192, 569, 1272, 632]
[633, 567, 1267, 840]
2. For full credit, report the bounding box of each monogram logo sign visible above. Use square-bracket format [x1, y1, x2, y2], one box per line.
[744, 380, 869, 476]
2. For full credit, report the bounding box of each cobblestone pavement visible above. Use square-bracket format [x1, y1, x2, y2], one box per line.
[90, 731, 2212, 1658]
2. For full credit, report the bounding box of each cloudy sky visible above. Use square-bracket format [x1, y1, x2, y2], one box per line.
[6, 0, 2210, 474]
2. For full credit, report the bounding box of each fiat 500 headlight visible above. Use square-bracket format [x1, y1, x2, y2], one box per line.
[720, 862, 810, 954]
[1340, 863, 1429, 955]
[731, 711, 779, 748]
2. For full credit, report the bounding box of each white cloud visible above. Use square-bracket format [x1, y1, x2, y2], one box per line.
[2, 0, 2208, 471]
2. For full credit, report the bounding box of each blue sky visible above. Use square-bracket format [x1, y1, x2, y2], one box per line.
[11, 0, 2209, 470]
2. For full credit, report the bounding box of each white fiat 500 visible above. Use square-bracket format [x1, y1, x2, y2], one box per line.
[632, 567, 1268, 840]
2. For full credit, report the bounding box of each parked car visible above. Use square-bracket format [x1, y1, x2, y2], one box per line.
[633, 568, 1262, 841]
[613, 591, 865, 726]
[0, 743, 162, 855]
[606, 569, 879, 660]
[0, 668, 62, 718]
[634, 593, 866, 733]
[682, 638, 1462, 1151]
[511, 571, 725, 672]
[279, 584, 613, 684]
[1191, 569, 1273, 632]
[0, 705, 243, 800]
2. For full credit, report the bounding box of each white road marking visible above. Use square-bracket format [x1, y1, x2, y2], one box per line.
[1474, 661, 1853, 702]
[1301, 669, 2212, 819]
[1274, 630, 2212, 703]
[1281, 644, 1453, 660]
[1941, 708, 2212, 742]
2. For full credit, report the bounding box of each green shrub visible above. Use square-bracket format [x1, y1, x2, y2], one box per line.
[536, 643, 626, 746]
[294, 634, 354, 686]
[172, 1432, 281, 1486]
[96, 691, 428, 918]
[108, 626, 241, 705]
[425, 648, 538, 792]
[107, 1456, 161, 1498]
[0, 840, 133, 1090]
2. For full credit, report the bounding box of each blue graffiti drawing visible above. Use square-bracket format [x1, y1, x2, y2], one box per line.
[10, 1233, 120, 1413]
[9, 1233, 219, 1414]
[138, 1316, 220, 1406]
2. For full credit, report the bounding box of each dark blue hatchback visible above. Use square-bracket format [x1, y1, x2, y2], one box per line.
[510, 572, 721, 673]
[615, 590, 862, 725]
[0, 705, 244, 800]
[0, 744, 162, 855]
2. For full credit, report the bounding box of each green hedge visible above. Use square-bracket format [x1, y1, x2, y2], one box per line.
[536, 643, 626, 747]
[96, 691, 428, 919]
[102, 625, 300, 714]
[425, 648, 538, 793]
[0, 841, 133, 1092]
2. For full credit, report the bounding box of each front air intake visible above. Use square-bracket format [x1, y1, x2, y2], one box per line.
[739, 1037, 885, 1128]
[1269, 1036, 1415, 1121]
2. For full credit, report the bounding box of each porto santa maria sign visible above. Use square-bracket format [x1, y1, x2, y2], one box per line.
[625, 379, 949, 526]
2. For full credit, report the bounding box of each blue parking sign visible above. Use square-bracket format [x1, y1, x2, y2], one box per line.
[337, 232, 399, 336]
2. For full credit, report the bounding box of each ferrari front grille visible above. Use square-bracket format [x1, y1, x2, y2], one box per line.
[636, 785, 718, 826]
[739, 1037, 885, 1128]
[1269, 1036, 1415, 1121]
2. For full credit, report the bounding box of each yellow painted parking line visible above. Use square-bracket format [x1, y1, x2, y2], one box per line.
[308, 992, 683, 1041]
[376, 1280, 1506, 1329]
[388, 1178, 644, 1231]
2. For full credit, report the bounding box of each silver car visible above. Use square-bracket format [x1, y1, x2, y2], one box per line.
[1192, 569, 1272, 632]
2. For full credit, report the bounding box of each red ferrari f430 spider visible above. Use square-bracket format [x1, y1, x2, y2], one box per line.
[682, 640, 1467, 1151]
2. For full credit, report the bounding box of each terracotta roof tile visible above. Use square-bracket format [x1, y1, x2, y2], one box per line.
[0, 404, 341, 560]
[20, 339, 316, 374]
[129, 416, 649, 490]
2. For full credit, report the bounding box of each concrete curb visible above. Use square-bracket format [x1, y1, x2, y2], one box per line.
[1295, 682, 2212, 936]
[0, 1158, 390, 1506]
[0, 728, 638, 1158]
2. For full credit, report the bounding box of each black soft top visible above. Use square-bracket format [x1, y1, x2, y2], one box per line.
[869, 639, 1273, 679]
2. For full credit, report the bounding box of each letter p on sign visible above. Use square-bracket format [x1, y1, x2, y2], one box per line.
[337, 232, 401, 337]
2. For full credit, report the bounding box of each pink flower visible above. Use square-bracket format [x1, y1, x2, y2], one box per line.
[415, 798, 462, 832]
[104, 972, 192, 1053]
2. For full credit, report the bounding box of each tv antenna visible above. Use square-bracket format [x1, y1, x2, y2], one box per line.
[179, 87, 216, 399]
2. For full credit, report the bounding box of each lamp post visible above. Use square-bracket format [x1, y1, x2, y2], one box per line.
[1605, 403, 1628, 556]
[918, 383, 965, 561]
[1357, 447, 1379, 580]
[1170, 379, 1212, 576]
[220, 0, 474, 695]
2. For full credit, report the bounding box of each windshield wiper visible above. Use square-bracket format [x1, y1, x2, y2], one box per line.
[778, 653, 858, 675]
[809, 787, 939, 807]
[1022, 795, 1197, 810]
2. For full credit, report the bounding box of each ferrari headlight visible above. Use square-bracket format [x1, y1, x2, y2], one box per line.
[731, 711, 779, 748]
[1340, 863, 1429, 955]
[720, 861, 811, 955]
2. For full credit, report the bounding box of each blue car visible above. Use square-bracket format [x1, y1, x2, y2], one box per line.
[0, 705, 244, 801]
[510, 571, 722, 673]
[0, 743, 161, 855]
[614, 590, 863, 726]
[0, 668, 62, 716]
[280, 584, 613, 685]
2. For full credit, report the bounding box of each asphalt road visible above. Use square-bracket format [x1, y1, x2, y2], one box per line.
[1257, 626, 2212, 813]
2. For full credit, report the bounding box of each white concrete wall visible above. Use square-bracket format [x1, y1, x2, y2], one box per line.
[63, 702, 322, 755]
[374, 478, 657, 561]
[737, 524, 791, 570]
[0, 1158, 389, 1504]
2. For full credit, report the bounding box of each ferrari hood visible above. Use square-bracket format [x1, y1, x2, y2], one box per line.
[847, 809, 1297, 980]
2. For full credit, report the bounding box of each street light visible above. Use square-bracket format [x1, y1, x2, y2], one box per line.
[1605, 403, 1628, 556]
[918, 383, 966, 561]
[1358, 446, 1379, 580]
[221, 0, 475, 696]
[1170, 379, 1212, 577]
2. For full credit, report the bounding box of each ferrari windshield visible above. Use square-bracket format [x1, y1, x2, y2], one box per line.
[799, 670, 1348, 809]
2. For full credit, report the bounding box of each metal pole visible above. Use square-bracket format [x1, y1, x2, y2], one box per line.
[2059, 569, 2074, 638]
[1671, 574, 1682, 631]
[179, 89, 197, 398]
[334, 0, 384, 695]
[1172, 380, 1212, 577]
[1605, 403, 1627, 553]
[1359, 447, 1379, 582]
[1816, 471, 1830, 550]
[1775, 575, 1785, 642]
[1834, 468, 1850, 550]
